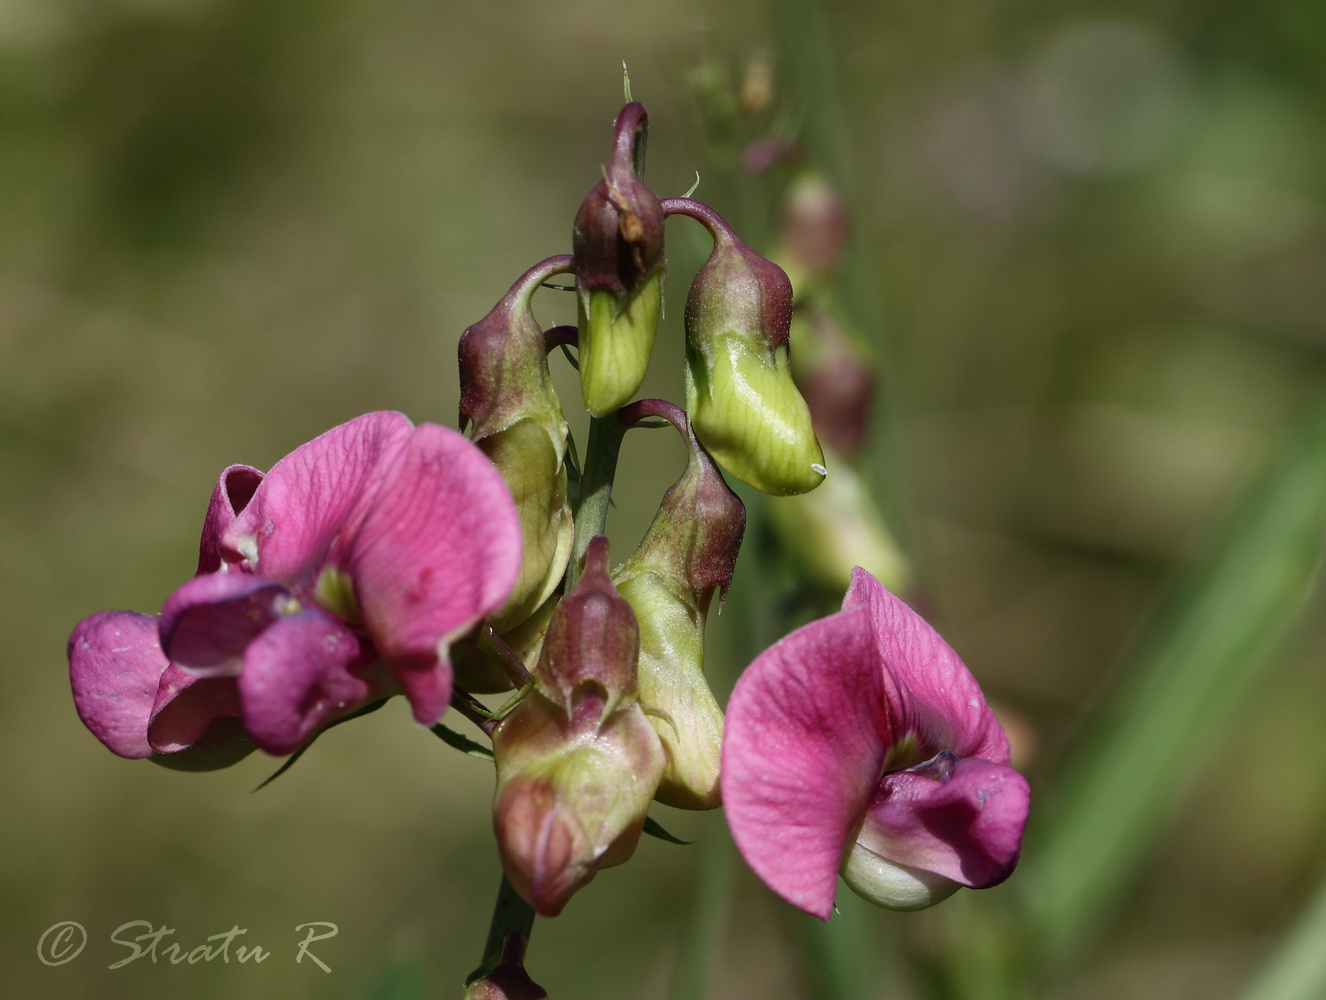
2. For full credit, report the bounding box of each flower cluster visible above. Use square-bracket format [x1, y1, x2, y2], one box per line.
[67, 94, 1030, 995]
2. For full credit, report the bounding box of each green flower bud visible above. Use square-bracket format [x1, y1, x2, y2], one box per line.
[676, 200, 826, 495]
[768, 448, 911, 595]
[613, 402, 744, 809]
[573, 102, 665, 416]
[459, 258, 575, 634]
[491, 537, 665, 916]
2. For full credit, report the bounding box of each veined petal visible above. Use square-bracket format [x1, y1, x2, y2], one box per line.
[844, 568, 1009, 764]
[68, 611, 168, 759]
[857, 755, 1030, 888]
[721, 605, 889, 920]
[342, 422, 523, 724]
[159, 573, 291, 678]
[222, 411, 415, 585]
[147, 666, 255, 770]
[197, 464, 264, 574]
[237, 609, 374, 755]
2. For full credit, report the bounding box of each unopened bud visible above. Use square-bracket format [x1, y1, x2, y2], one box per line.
[682, 210, 826, 495]
[773, 170, 850, 293]
[613, 403, 744, 808]
[460, 259, 575, 633]
[789, 303, 875, 460]
[533, 536, 638, 721]
[573, 102, 665, 416]
[492, 537, 665, 915]
[768, 452, 910, 595]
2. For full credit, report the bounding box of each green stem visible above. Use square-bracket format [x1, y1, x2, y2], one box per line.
[467, 874, 537, 985]
[567, 413, 626, 589]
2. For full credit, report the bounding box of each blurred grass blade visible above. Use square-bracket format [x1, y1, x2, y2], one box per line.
[1026, 392, 1326, 969]
[1239, 874, 1326, 1000]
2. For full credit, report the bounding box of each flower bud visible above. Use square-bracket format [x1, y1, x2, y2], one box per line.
[533, 536, 638, 720]
[573, 102, 666, 416]
[683, 215, 826, 495]
[789, 303, 875, 461]
[773, 170, 850, 294]
[459, 260, 575, 634]
[768, 449, 910, 595]
[491, 537, 666, 915]
[613, 404, 744, 808]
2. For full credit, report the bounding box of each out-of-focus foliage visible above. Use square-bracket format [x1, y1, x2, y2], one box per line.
[4, 1, 1326, 999]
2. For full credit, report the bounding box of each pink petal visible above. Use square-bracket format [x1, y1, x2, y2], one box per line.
[236, 609, 374, 755]
[721, 605, 890, 920]
[159, 573, 291, 677]
[221, 412, 415, 586]
[341, 422, 523, 724]
[197, 465, 263, 574]
[68, 611, 167, 759]
[146, 666, 255, 770]
[844, 568, 1009, 764]
[857, 755, 1030, 888]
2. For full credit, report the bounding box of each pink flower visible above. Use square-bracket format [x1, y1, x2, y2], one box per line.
[69, 412, 523, 763]
[721, 568, 1030, 917]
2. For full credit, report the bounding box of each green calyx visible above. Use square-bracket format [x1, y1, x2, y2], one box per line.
[686, 331, 826, 495]
[578, 275, 662, 417]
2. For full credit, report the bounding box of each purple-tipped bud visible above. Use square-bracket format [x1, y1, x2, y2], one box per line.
[573, 102, 666, 416]
[459, 260, 575, 635]
[533, 536, 639, 722]
[774, 170, 850, 293]
[614, 405, 745, 808]
[789, 303, 875, 461]
[676, 201, 825, 495]
[491, 537, 666, 915]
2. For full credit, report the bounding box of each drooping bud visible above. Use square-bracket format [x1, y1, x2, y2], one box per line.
[459, 257, 575, 637]
[573, 102, 666, 416]
[491, 537, 666, 916]
[788, 303, 875, 461]
[671, 198, 826, 495]
[768, 451, 910, 595]
[613, 400, 744, 809]
[772, 169, 850, 294]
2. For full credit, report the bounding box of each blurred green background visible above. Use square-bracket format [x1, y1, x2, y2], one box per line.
[4, 1, 1326, 998]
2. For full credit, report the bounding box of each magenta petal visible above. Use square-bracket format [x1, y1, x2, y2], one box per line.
[146, 666, 255, 770]
[222, 412, 415, 585]
[148, 666, 243, 751]
[237, 609, 373, 755]
[342, 422, 523, 723]
[159, 573, 290, 677]
[197, 464, 264, 574]
[844, 568, 1010, 764]
[858, 756, 1030, 888]
[721, 605, 890, 920]
[68, 611, 168, 759]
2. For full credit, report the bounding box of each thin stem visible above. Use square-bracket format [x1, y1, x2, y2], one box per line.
[661, 197, 735, 247]
[467, 874, 537, 984]
[478, 625, 532, 689]
[543, 324, 579, 353]
[618, 396, 687, 431]
[567, 413, 626, 590]
[448, 689, 499, 737]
